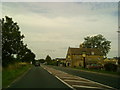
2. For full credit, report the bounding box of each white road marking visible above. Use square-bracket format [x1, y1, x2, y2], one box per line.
[43, 68, 52, 74]
[42, 65, 116, 90]
[60, 76, 80, 79]
[72, 76, 116, 89]
[72, 85, 103, 89]
[55, 76, 76, 90]
[64, 80, 93, 83]
[48, 71, 52, 74]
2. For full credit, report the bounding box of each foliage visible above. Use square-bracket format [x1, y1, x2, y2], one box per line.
[87, 64, 103, 69]
[104, 63, 117, 72]
[82, 34, 111, 56]
[38, 59, 45, 63]
[1, 16, 36, 67]
[114, 57, 120, 65]
[21, 49, 35, 62]
[49, 60, 58, 66]
[45, 55, 52, 65]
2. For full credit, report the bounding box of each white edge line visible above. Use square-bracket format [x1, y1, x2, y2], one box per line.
[42, 66, 75, 90]
[55, 76, 76, 90]
[42, 67, 52, 74]
[47, 71, 52, 74]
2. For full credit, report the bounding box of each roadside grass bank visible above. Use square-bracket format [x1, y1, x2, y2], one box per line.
[2, 62, 32, 88]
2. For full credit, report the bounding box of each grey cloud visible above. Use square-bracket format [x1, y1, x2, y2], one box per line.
[2, 2, 118, 59]
[45, 49, 56, 52]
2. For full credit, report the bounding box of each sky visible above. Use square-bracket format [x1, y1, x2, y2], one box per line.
[1, 2, 118, 59]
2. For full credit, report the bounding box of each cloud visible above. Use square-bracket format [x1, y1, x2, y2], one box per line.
[2, 2, 118, 59]
[1, 0, 119, 2]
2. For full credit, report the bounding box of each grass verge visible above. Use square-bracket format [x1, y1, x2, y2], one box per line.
[73, 67, 120, 76]
[2, 63, 32, 88]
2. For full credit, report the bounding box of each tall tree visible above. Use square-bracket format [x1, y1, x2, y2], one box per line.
[1, 16, 36, 67]
[82, 34, 111, 56]
[45, 55, 51, 64]
[21, 48, 35, 62]
[2, 16, 25, 66]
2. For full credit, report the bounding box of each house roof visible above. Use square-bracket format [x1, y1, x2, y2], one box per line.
[67, 47, 103, 56]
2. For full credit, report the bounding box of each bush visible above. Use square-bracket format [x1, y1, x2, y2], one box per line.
[87, 64, 103, 70]
[48, 61, 57, 66]
[104, 63, 117, 72]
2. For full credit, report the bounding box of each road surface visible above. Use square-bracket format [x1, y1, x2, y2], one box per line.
[6, 66, 70, 89]
[50, 65, 120, 89]
[42, 65, 117, 90]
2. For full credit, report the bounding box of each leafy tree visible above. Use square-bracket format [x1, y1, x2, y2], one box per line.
[45, 55, 52, 65]
[1, 16, 36, 67]
[2, 16, 25, 66]
[82, 34, 111, 56]
[22, 49, 35, 63]
[38, 59, 45, 63]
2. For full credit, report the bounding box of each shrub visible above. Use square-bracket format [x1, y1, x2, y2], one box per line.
[104, 63, 117, 72]
[87, 64, 103, 70]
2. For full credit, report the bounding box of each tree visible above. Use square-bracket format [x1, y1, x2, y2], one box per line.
[2, 16, 25, 66]
[1, 16, 36, 67]
[82, 34, 111, 56]
[45, 55, 52, 65]
[38, 59, 45, 63]
[21, 48, 35, 63]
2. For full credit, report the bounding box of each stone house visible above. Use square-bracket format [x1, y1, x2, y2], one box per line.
[66, 45, 104, 67]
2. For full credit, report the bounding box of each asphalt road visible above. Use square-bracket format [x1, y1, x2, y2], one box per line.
[51, 66, 120, 89]
[6, 66, 70, 89]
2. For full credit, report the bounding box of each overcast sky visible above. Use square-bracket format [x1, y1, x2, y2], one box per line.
[1, 2, 118, 59]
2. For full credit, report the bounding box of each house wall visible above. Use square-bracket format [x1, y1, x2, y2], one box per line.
[66, 55, 104, 67]
[71, 55, 82, 67]
[86, 56, 104, 65]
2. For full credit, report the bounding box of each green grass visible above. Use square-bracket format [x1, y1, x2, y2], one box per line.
[73, 67, 120, 76]
[2, 63, 32, 88]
